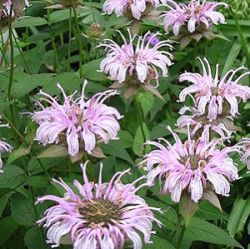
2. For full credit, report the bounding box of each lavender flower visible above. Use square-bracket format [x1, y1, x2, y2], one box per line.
[103, 0, 160, 20]
[99, 30, 173, 87]
[37, 162, 161, 249]
[179, 58, 250, 121]
[177, 106, 238, 141]
[140, 126, 239, 203]
[32, 82, 122, 156]
[239, 138, 250, 170]
[161, 0, 227, 35]
[0, 122, 12, 171]
[0, 0, 30, 17]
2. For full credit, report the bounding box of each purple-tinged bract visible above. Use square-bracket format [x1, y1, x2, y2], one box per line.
[103, 0, 160, 20]
[32, 82, 122, 156]
[99, 30, 173, 87]
[161, 0, 227, 35]
[37, 162, 161, 249]
[179, 58, 250, 121]
[140, 126, 239, 203]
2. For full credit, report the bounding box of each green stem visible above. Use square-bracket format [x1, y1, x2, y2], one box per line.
[67, 8, 72, 72]
[176, 224, 186, 249]
[71, 1, 84, 77]
[12, 34, 32, 74]
[0, 32, 8, 67]
[231, 9, 250, 72]
[135, 98, 147, 152]
[7, 8, 17, 131]
[47, 9, 60, 73]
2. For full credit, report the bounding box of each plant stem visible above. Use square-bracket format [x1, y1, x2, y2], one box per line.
[71, 1, 84, 77]
[0, 32, 8, 67]
[47, 9, 60, 73]
[231, 9, 250, 75]
[176, 224, 186, 249]
[67, 8, 72, 72]
[7, 7, 17, 131]
[135, 97, 147, 153]
[12, 34, 32, 74]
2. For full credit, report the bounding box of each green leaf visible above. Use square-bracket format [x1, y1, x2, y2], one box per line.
[136, 91, 155, 118]
[144, 235, 175, 249]
[13, 73, 53, 99]
[0, 192, 12, 217]
[0, 165, 26, 189]
[185, 217, 243, 248]
[0, 216, 18, 246]
[14, 16, 47, 28]
[81, 59, 106, 82]
[37, 145, 68, 159]
[42, 72, 82, 95]
[227, 197, 250, 237]
[7, 146, 30, 165]
[133, 123, 150, 156]
[24, 227, 49, 249]
[221, 42, 242, 76]
[11, 193, 36, 226]
[102, 140, 134, 165]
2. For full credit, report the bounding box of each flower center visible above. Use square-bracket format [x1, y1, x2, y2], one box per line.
[79, 198, 121, 225]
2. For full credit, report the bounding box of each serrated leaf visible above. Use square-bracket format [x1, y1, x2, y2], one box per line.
[136, 91, 155, 118]
[0, 192, 12, 217]
[0, 216, 18, 246]
[11, 193, 36, 226]
[24, 227, 49, 249]
[0, 165, 26, 189]
[133, 123, 150, 156]
[185, 217, 243, 248]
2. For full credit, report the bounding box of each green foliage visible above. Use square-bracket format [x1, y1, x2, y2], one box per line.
[0, 0, 249, 248]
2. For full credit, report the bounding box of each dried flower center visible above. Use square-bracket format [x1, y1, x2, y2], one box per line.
[79, 198, 121, 225]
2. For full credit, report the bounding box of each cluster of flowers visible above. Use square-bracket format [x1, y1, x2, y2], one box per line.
[0, 0, 249, 249]
[103, 0, 227, 35]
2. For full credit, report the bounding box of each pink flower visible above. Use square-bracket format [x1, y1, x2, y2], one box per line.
[36, 162, 161, 249]
[161, 0, 227, 35]
[238, 138, 250, 170]
[103, 0, 160, 20]
[140, 126, 239, 202]
[179, 58, 250, 121]
[177, 106, 235, 141]
[0, 122, 12, 171]
[99, 30, 173, 86]
[0, 0, 30, 17]
[32, 82, 122, 156]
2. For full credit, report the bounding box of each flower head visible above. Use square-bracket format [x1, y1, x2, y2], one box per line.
[0, 122, 12, 172]
[179, 58, 250, 121]
[161, 0, 227, 35]
[238, 138, 250, 170]
[32, 82, 122, 157]
[140, 126, 239, 203]
[177, 106, 238, 141]
[103, 0, 160, 20]
[99, 30, 173, 87]
[37, 162, 161, 249]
